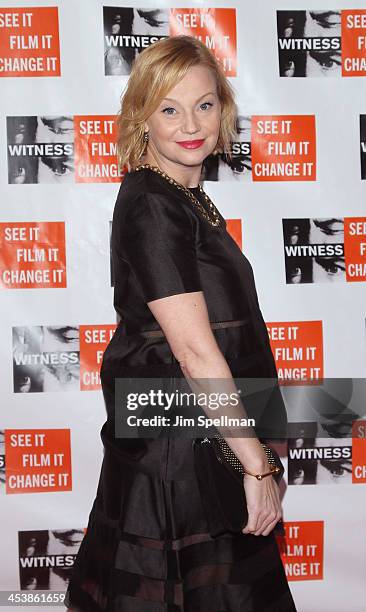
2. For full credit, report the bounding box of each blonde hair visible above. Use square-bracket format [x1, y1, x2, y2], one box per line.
[116, 35, 238, 171]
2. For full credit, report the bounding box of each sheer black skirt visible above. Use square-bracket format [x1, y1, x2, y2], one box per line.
[64, 436, 297, 611]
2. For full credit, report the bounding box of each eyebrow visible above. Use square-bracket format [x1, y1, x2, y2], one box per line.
[138, 9, 162, 16]
[161, 91, 216, 103]
[309, 10, 341, 21]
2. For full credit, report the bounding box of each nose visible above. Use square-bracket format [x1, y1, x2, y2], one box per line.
[181, 110, 200, 135]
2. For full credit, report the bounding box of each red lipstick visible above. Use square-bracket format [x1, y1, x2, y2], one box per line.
[176, 139, 205, 149]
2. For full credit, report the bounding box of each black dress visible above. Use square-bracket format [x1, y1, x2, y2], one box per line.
[65, 167, 297, 611]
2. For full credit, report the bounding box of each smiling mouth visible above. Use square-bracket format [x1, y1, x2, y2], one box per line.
[176, 139, 205, 149]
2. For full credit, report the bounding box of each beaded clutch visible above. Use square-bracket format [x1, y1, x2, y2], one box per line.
[192, 434, 285, 537]
[211, 433, 283, 479]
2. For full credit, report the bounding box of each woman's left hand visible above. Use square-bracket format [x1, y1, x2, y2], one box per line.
[241, 473, 283, 536]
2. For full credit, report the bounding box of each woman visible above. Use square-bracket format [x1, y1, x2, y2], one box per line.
[65, 35, 297, 611]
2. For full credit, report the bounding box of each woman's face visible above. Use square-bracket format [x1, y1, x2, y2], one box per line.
[144, 64, 221, 169]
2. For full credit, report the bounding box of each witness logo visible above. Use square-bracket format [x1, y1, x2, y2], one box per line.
[283, 217, 366, 283]
[277, 9, 366, 77]
[288, 420, 366, 485]
[7, 116, 74, 184]
[0, 7, 60, 77]
[13, 326, 80, 393]
[7, 115, 125, 184]
[103, 7, 237, 76]
[4, 429, 72, 494]
[12, 324, 116, 393]
[18, 527, 84, 590]
[288, 424, 353, 485]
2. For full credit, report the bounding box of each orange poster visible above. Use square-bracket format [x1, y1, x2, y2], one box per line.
[0, 222, 66, 289]
[344, 217, 366, 281]
[0, 7, 60, 77]
[5, 429, 72, 494]
[276, 521, 324, 581]
[226, 219, 242, 249]
[79, 324, 117, 391]
[352, 419, 366, 483]
[267, 321, 323, 383]
[251, 115, 316, 181]
[170, 8, 237, 76]
[74, 115, 127, 183]
[341, 10, 366, 76]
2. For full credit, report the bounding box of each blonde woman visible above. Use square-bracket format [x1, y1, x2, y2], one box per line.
[65, 35, 297, 611]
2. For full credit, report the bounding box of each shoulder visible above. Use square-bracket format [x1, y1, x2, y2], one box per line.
[115, 167, 180, 203]
[115, 168, 196, 228]
[117, 167, 159, 198]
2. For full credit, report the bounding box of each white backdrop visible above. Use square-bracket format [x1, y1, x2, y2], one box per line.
[1, 0, 366, 610]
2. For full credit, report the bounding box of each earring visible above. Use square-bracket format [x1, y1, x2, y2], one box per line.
[143, 131, 149, 142]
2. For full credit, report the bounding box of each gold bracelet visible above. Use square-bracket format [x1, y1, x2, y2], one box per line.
[243, 465, 281, 481]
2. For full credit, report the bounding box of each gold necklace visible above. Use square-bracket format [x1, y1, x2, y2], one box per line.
[134, 163, 221, 227]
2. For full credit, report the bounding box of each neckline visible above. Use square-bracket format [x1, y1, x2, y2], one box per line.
[133, 165, 201, 192]
[133, 165, 224, 228]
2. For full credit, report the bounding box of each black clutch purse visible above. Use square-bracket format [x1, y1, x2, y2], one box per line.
[192, 434, 285, 537]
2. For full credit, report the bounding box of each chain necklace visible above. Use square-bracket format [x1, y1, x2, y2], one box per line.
[134, 163, 221, 227]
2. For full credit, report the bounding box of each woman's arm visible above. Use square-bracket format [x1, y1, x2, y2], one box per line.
[147, 289, 269, 471]
[147, 290, 283, 536]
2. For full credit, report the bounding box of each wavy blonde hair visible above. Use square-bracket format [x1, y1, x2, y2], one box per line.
[116, 35, 238, 171]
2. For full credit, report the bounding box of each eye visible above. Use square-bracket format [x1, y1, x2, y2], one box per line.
[143, 16, 165, 27]
[200, 101, 213, 110]
[294, 468, 304, 479]
[310, 51, 341, 70]
[320, 57, 339, 69]
[315, 257, 345, 275]
[162, 107, 176, 116]
[309, 12, 341, 29]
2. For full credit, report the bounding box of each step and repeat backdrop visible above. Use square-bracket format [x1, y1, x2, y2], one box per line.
[1, 1, 366, 611]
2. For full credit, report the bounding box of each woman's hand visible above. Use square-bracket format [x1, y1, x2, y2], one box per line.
[241, 474, 283, 536]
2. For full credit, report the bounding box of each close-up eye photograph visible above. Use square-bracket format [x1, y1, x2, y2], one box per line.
[1, 1, 365, 611]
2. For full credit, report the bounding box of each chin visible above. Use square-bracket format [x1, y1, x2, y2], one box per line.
[175, 148, 211, 163]
[177, 156, 206, 167]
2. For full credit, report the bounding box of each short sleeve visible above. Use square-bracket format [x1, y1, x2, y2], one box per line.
[121, 192, 203, 302]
